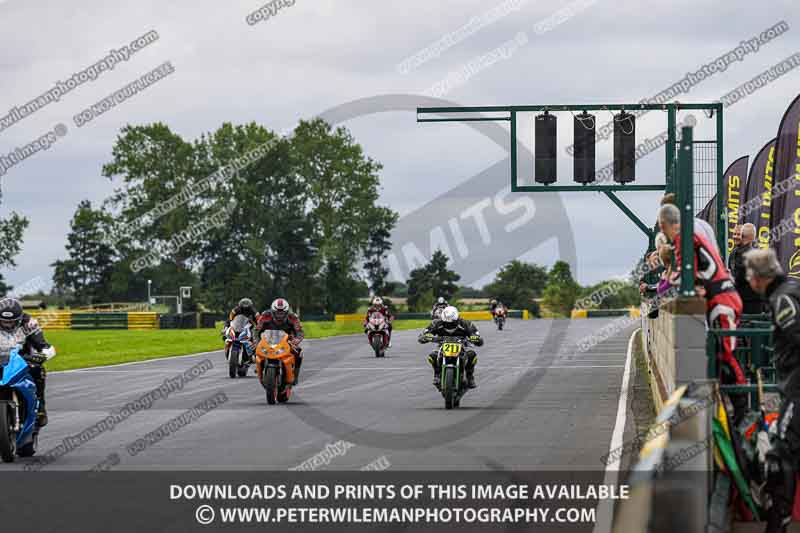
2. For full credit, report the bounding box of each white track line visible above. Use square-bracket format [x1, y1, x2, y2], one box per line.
[592, 327, 637, 533]
[49, 350, 223, 374]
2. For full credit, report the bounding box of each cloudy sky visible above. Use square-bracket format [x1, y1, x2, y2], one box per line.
[1, 0, 798, 292]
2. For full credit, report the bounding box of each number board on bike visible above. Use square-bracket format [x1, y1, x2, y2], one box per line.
[441, 343, 462, 357]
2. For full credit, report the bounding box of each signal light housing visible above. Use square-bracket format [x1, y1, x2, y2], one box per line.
[573, 111, 596, 183]
[535, 112, 557, 184]
[613, 111, 636, 183]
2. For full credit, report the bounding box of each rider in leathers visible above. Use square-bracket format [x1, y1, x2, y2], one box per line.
[0, 298, 55, 427]
[256, 298, 305, 385]
[746, 249, 800, 533]
[431, 297, 449, 319]
[419, 306, 483, 389]
[364, 297, 394, 346]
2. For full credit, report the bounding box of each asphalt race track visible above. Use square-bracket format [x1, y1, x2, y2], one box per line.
[18, 318, 638, 472]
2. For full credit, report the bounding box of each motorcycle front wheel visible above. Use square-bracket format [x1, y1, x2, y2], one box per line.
[443, 366, 457, 410]
[229, 345, 241, 379]
[264, 365, 279, 405]
[0, 404, 17, 462]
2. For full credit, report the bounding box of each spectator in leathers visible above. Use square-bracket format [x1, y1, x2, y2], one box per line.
[745, 248, 800, 533]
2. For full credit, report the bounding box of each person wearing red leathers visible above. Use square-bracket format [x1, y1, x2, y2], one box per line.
[364, 297, 394, 347]
[659, 204, 746, 423]
[256, 298, 305, 385]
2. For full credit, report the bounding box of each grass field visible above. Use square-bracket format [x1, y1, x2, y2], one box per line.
[45, 320, 431, 371]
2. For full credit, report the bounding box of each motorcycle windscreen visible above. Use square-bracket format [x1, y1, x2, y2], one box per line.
[261, 329, 288, 347]
[369, 312, 385, 325]
[231, 315, 249, 332]
[0, 349, 27, 386]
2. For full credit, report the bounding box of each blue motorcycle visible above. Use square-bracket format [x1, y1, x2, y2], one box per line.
[0, 345, 41, 461]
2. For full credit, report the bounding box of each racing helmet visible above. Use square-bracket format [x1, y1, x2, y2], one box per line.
[372, 296, 383, 306]
[238, 297, 254, 313]
[436, 296, 446, 305]
[271, 298, 290, 323]
[441, 306, 459, 332]
[0, 298, 23, 332]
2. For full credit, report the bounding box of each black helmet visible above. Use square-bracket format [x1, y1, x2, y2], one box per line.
[238, 298, 254, 312]
[0, 298, 23, 332]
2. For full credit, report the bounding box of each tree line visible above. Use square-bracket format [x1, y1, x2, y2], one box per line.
[0, 119, 640, 316]
[401, 251, 640, 317]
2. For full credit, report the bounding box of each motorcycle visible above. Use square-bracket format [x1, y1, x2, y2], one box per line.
[432, 336, 473, 410]
[366, 312, 389, 358]
[493, 306, 507, 331]
[255, 329, 296, 405]
[0, 344, 45, 462]
[225, 315, 255, 379]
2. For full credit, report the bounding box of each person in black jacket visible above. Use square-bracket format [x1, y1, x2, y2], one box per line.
[419, 306, 483, 389]
[728, 223, 763, 315]
[745, 248, 800, 533]
[0, 298, 56, 427]
[226, 298, 258, 326]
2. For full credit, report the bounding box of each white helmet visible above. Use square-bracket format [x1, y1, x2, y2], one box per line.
[270, 298, 290, 322]
[437, 296, 446, 305]
[441, 306, 459, 323]
[372, 296, 383, 306]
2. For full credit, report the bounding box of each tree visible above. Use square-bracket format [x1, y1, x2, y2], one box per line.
[363, 207, 399, 297]
[406, 250, 460, 311]
[0, 211, 29, 296]
[50, 200, 116, 304]
[542, 261, 580, 317]
[484, 260, 548, 311]
[290, 118, 394, 313]
[102, 123, 203, 272]
[579, 280, 641, 309]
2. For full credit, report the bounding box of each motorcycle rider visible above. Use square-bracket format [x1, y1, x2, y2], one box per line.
[225, 297, 258, 328]
[256, 298, 305, 385]
[419, 306, 483, 390]
[745, 249, 800, 533]
[0, 298, 56, 427]
[364, 296, 394, 347]
[223, 297, 259, 361]
[431, 296, 449, 319]
[489, 299, 499, 313]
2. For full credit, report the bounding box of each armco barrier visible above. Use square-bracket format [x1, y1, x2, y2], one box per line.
[28, 311, 159, 330]
[28, 311, 72, 330]
[71, 313, 128, 330]
[127, 312, 159, 330]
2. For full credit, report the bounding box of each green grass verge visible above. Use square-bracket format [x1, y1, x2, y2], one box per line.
[45, 320, 431, 371]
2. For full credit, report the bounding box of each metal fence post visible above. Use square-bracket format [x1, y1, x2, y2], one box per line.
[677, 126, 695, 296]
[715, 105, 726, 258]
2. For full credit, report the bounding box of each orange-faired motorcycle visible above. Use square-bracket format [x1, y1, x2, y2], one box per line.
[255, 329, 296, 405]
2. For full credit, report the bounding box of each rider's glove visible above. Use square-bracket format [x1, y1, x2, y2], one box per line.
[42, 346, 57, 360]
[468, 335, 481, 344]
[419, 332, 434, 343]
